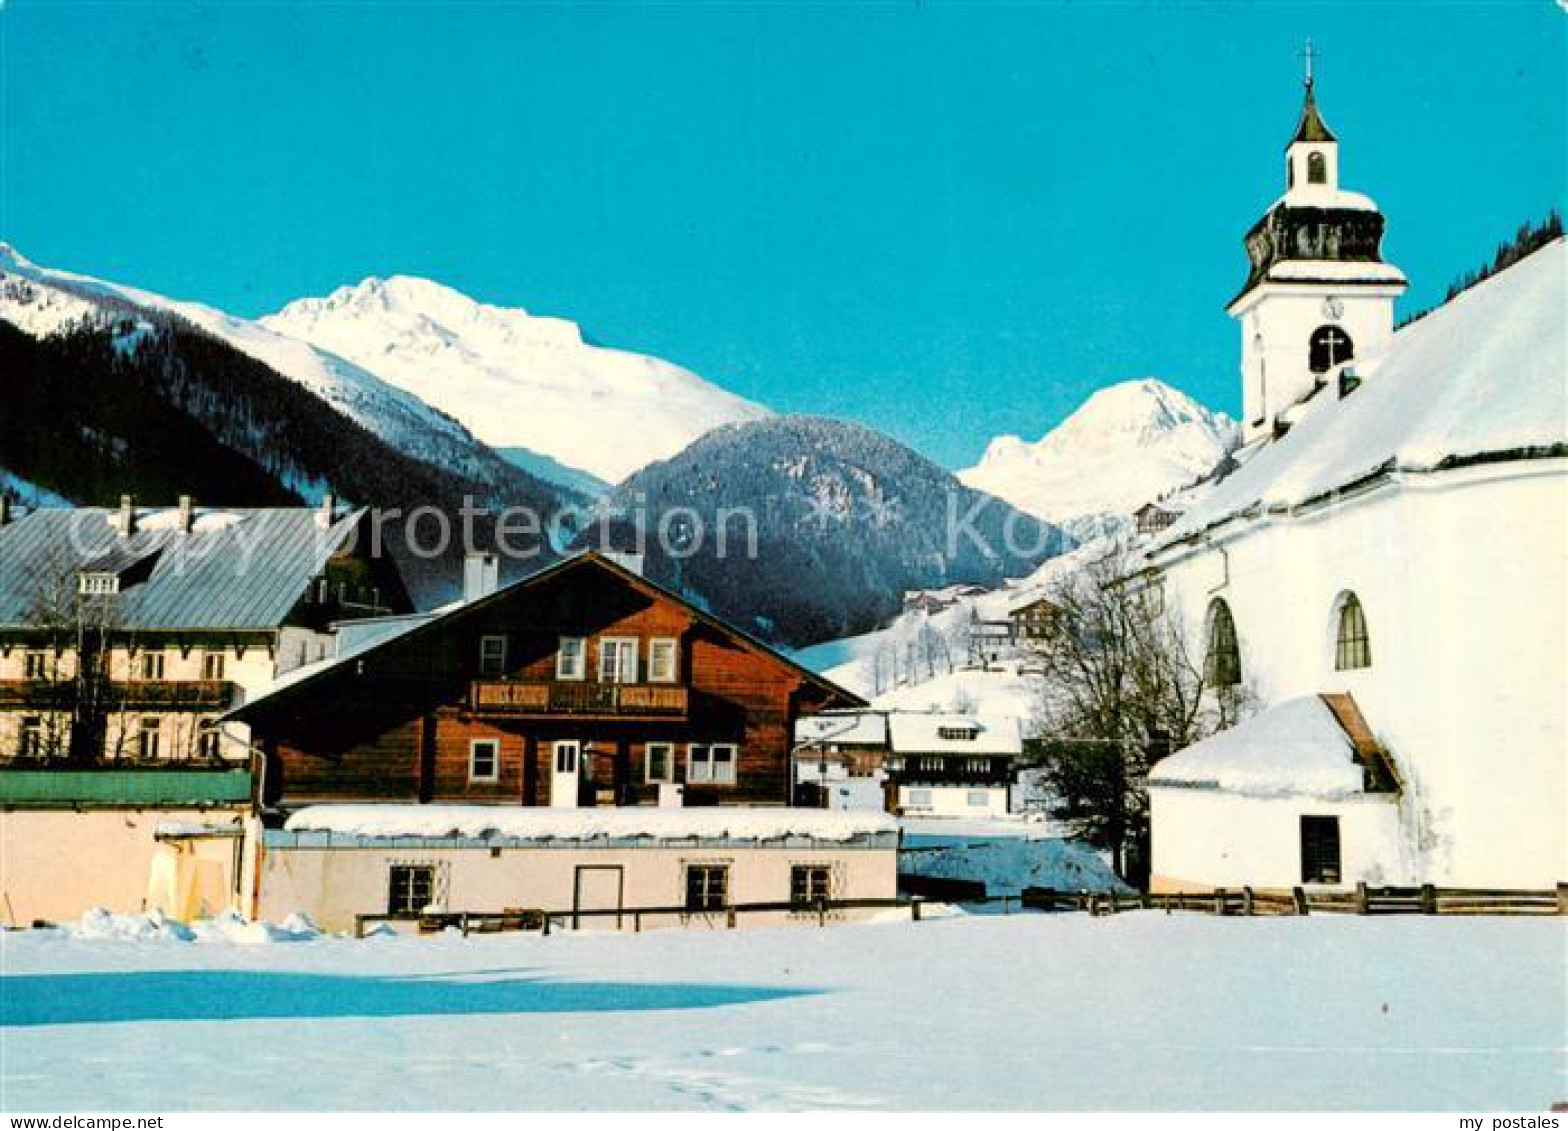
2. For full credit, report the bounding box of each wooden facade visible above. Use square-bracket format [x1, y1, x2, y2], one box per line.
[234, 553, 865, 812]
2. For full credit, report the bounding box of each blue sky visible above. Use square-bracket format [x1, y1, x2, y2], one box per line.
[2, 2, 1562, 468]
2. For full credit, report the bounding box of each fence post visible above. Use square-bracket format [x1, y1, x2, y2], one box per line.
[1214, 887, 1228, 917]
[1242, 886, 1255, 916]
[1557, 883, 1568, 916]
[726, 906, 737, 930]
[634, 910, 642, 933]
[1355, 882, 1369, 915]
[818, 897, 827, 928]
[911, 898, 922, 922]
[1420, 884, 1437, 915]
[1292, 886, 1309, 915]
[542, 913, 551, 936]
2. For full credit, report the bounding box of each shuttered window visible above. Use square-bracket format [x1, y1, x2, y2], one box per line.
[685, 864, 728, 912]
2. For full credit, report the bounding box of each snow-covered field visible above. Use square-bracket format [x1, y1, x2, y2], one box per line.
[3, 914, 1561, 1112]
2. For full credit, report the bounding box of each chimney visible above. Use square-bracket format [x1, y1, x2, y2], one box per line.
[463, 551, 500, 603]
[315, 492, 336, 529]
[116, 494, 136, 537]
[177, 494, 195, 534]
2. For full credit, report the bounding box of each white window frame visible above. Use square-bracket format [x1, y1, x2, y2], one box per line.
[140, 649, 165, 682]
[468, 738, 500, 783]
[598, 637, 639, 684]
[967, 790, 991, 808]
[553, 740, 580, 775]
[197, 719, 222, 760]
[201, 649, 226, 681]
[645, 741, 676, 784]
[19, 716, 43, 757]
[23, 650, 48, 681]
[137, 716, 162, 760]
[478, 635, 508, 678]
[647, 637, 679, 684]
[906, 788, 933, 809]
[688, 742, 737, 786]
[555, 636, 586, 681]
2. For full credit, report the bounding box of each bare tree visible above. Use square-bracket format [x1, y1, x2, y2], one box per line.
[1029, 547, 1253, 886]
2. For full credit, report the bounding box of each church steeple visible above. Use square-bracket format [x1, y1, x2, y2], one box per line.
[1227, 44, 1407, 445]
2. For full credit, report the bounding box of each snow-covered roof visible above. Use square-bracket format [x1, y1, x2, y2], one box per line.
[1241, 256, 1405, 287]
[794, 712, 889, 747]
[1148, 696, 1367, 800]
[1157, 240, 1567, 552]
[282, 804, 897, 844]
[887, 713, 1023, 756]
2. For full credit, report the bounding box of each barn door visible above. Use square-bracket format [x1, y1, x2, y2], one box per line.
[572, 865, 624, 930]
[551, 740, 581, 808]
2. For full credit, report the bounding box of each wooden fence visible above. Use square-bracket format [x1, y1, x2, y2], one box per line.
[351, 882, 1567, 936]
[1026, 882, 1568, 918]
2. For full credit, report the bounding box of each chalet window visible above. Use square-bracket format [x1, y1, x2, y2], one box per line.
[598, 637, 638, 684]
[556, 637, 586, 681]
[140, 650, 165, 681]
[137, 716, 162, 760]
[645, 741, 675, 784]
[647, 638, 679, 683]
[688, 743, 737, 785]
[78, 573, 118, 596]
[965, 757, 991, 775]
[790, 864, 832, 909]
[1300, 816, 1342, 884]
[469, 738, 500, 783]
[937, 725, 977, 741]
[23, 650, 48, 681]
[1308, 325, 1354, 374]
[201, 650, 226, 681]
[1334, 594, 1372, 671]
[684, 864, 728, 912]
[478, 635, 508, 678]
[197, 719, 222, 760]
[1204, 599, 1241, 688]
[918, 756, 943, 774]
[1307, 151, 1327, 185]
[967, 790, 990, 808]
[906, 789, 933, 809]
[19, 717, 43, 758]
[388, 864, 437, 915]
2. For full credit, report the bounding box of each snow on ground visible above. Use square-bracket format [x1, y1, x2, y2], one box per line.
[2, 914, 1561, 1111]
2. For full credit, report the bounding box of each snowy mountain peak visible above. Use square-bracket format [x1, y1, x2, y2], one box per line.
[960, 378, 1238, 526]
[263, 277, 769, 484]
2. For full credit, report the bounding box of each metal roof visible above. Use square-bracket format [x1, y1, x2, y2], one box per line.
[0, 505, 364, 632]
[1289, 84, 1337, 146]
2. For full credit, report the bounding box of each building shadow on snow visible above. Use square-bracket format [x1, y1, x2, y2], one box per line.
[0, 969, 821, 1027]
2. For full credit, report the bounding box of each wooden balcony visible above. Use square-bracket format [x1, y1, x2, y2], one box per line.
[470, 680, 689, 719]
[0, 680, 236, 711]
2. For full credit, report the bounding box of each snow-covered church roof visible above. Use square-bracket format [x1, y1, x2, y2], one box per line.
[1149, 696, 1369, 800]
[1156, 239, 1566, 552]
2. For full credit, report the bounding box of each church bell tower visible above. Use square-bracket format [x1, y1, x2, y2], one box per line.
[1229, 44, 1407, 443]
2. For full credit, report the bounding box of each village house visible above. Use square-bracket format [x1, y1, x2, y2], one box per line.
[252, 805, 899, 933]
[1006, 593, 1062, 643]
[0, 495, 410, 925]
[792, 710, 892, 809]
[228, 551, 867, 815]
[1143, 75, 1566, 891]
[886, 713, 1023, 818]
[1132, 502, 1180, 537]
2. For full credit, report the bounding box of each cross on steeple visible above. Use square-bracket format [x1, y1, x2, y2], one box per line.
[1298, 38, 1321, 88]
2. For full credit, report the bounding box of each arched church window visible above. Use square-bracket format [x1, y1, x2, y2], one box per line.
[1287, 155, 1295, 188]
[1309, 325, 1354, 374]
[1307, 151, 1327, 184]
[1204, 599, 1241, 688]
[1334, 593, 1371, 671]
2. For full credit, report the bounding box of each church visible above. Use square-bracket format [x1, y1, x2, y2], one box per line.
[1143, 69, 1566, 891]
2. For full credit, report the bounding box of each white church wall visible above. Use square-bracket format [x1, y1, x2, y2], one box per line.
[1153, 460, 1567, 887]
[1149, 788, 1405, 892]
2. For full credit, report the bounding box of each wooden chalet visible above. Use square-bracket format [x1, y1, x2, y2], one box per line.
[230, 552, 866, 813]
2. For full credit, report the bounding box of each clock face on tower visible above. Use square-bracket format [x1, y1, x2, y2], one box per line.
[1321, 296, 1345, 320]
